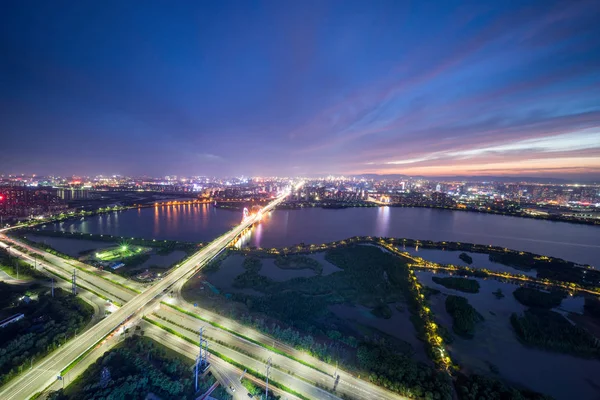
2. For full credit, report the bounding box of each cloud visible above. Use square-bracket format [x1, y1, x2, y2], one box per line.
[196, 153, 223, 162]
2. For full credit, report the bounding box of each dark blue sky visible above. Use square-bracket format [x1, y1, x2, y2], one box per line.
[1, 0, 599, 178]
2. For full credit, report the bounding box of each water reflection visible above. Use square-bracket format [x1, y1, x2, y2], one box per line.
[44, 204, 242, 243]
[42, 206, 600, 266]
[254, 223, 263, 248]
[375, 206, 390, 237]
[244, 208, 600, 266]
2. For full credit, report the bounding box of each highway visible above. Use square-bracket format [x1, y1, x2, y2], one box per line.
[2, 240, 403, 399]
[0, 184, 406, 400]
[169, 279, 407, 399]
[0, 237, 139, 304]
[0, 192, 289, 400]
[149, 302, 405, 400]
[142, 321, 323, 400]
[0, 241, 110, 327]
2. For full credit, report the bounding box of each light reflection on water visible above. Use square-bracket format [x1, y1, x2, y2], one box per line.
[43, 204, 242, 243]
[43, 206, 600, 266]
[375, 206, 390, 237]
[245, 207, 599, 266]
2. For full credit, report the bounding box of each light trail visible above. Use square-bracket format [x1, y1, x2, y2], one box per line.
[0, 191, 290, 400]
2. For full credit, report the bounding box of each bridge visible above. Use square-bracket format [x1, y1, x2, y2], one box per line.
[0, 190, 291, 400]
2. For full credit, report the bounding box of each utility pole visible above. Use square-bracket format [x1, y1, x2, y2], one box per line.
[51, 278, 55, 297]
[195, 327, 209, 392]
[265, 357, 272, 400]
[194, 327, 202, 391]
[71, 269, 77, 295]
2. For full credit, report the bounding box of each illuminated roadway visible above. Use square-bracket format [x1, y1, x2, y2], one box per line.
[0, 192, 289, 400]
[149, 304, 405, 400]
[164, 280, 408, 400]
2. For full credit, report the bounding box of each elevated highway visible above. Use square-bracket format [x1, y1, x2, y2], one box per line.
[0, 192, 289, 400]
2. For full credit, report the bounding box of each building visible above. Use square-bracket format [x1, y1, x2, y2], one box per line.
[0, 186, 66, 219]
[110, 262, 125, 270]
[55, 187, 89, 201]
[431, 192, 455, 207]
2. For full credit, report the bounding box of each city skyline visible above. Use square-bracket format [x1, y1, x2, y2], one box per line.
[1, 3, 600, 399]
[1, 1, 599, 179]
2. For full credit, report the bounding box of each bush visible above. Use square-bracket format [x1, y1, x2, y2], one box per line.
[511, 309, 600, 358]
[357, 342, 453, 400]
[243, 256, 262, 272]
[370, 304, 392, 319]
[274, 255, 323, 274]
[459, 253, 473, 264]
[0, 288, 93, 386]
[48, 336, 200, 400]
[455, 373, 552, 400]
[512, 287, 565, 308]
[445, 295, 484, 339]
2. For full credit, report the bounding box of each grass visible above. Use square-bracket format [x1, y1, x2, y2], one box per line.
[0, 264, 40, 281]
[95, 246, 146, 262]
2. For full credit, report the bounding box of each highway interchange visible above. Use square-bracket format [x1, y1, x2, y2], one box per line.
[0, 188, 406, 400]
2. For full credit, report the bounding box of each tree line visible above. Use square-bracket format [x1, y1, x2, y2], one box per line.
[445, 295, 484, 339]
[0, 288, 93, 386]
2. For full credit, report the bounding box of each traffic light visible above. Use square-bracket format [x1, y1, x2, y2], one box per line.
[0, 194, 4, 201]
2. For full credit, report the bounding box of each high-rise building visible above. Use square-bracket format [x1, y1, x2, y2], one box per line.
[55, 187, 89, 201]
[0, 187, 65, 218]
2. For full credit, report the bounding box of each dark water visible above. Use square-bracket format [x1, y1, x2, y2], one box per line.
[42, 204, 243, 243]
[416, 271, 597, 400]
[328, 303, 429, 363]
[245, 207, 599, 266]
[204, 252, 427, 362]
[24, 234, 115, 257]
[43, 206, 600, 266]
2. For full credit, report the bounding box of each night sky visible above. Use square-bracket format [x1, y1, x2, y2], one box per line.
[1, 1, 599, 179]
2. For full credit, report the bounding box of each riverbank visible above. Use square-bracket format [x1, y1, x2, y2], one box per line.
[19, 203, 600, 266]
[233, 236, 599, 294]
[238, 207, 600, 266]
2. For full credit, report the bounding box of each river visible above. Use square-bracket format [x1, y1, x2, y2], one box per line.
[42, 205, 600, 266]
[41, 203, 242, 243]
[246, 207, 599, 266]
[416, 270, 599, 400]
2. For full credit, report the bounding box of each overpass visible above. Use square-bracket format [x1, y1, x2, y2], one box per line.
[0, 190, 291, 400]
